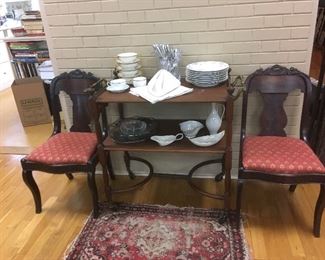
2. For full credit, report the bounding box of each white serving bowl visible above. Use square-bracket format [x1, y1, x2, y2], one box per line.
[189, 131, 225, 147]
[116, 58, 140, 65]
[117, 52, 138, 63]
[117, 64, 141, 71]
[118, 69, 141, 78]
[179, 120, 204, 139]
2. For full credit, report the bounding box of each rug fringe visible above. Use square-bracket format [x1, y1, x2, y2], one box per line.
[239, 214, 252, 260]
[105, 201, 229, 213]
[63, 212, 94, 259]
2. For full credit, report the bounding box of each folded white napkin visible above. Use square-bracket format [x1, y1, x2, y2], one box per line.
[147, 69, 180, 97]
[129, 69, 193, 104]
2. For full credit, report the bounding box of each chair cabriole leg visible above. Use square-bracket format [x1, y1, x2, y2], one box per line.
[236, 179, 243, 228]
[87, 170, 99, 218]
[289, 184, 297, 192]
[22, 169, 42, 213]
[313, 184, 325, 237]
[65, 173, 74, 180]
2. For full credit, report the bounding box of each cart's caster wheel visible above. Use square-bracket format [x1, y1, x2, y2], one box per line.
[215, 172, 224, 182]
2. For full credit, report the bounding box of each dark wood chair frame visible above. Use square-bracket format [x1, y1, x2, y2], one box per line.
[21, 69, 102, 218]
[236, 65, 325, 237]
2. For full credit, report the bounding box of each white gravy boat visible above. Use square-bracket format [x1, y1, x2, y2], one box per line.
[150, 133, 184, 146]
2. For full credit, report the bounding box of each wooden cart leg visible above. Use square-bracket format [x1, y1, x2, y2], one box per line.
[223, 150, 232, 210]
[215, 154, 225, 182]
[224, 96, 233, 210]
[236, 179, 244, 228]
[97, 144, 111, 202]
[124, 151, 136, 179]
[107, 152, 115, 180]
[87, 169, 99, 218]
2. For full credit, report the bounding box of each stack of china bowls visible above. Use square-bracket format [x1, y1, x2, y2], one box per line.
[185, 61, 229, 87]
[116, 52, 142, 84]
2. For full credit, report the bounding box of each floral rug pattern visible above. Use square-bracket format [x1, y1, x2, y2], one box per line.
[65, 203, 250, 260]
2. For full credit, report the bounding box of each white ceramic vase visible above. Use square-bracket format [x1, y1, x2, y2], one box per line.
[206, 103, 225, 135]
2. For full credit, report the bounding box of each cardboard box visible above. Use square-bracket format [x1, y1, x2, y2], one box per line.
[11, 77, 52, 127]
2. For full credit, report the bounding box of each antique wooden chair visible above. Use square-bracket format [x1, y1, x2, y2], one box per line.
[236, 65, 325, 237]
[21, 69, 101, 217]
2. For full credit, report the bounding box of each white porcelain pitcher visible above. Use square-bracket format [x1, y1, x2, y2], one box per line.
[206, 103, 225, 135]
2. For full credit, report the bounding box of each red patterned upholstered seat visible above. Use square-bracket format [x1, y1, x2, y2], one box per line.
[26, 132, 97, 165]
[243, 136, 325, 174]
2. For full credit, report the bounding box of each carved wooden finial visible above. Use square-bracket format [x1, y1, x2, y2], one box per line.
[254, 65, 302, 76]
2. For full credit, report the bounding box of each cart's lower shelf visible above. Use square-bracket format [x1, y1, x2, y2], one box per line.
[103, 119, 227, 153]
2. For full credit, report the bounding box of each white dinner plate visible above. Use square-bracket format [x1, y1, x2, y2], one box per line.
[186, 61, 229, 72]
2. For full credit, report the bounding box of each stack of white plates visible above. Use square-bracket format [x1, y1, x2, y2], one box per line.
[116, 52, 142, 84]
[185, 61, 229, 87]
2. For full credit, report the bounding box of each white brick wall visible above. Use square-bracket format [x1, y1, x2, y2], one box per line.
[40, 0, 317, 177]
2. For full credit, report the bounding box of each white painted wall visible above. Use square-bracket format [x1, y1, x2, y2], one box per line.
[0, 41, 14, 91]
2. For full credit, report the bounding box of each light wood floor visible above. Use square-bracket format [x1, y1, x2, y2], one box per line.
[0, 153, 324, 259]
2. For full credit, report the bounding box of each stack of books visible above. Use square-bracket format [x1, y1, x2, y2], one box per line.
[13, 61, 39, 78]
[21, 11, 44, 36]
[8, 40, 50, 79]
[9, 41, 49, 63]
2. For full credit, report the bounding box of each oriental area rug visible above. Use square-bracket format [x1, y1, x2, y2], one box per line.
[65, 203, 250, 260]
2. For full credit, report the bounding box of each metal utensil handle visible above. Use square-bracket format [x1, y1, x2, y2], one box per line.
[175, 133, 184, 140]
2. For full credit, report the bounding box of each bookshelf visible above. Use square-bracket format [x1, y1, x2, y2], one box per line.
[3, 36, 49, 79]
[1, 10, 48, 79]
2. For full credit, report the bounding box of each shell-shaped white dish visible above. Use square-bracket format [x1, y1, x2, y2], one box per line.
[151, 133, 183, 146]
[189, 131, 225, 147]
[179, 120, 204, 139]
[106, 84, 129, 93]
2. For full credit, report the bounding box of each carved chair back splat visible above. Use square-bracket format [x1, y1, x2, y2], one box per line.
[50, 69, 99, 134]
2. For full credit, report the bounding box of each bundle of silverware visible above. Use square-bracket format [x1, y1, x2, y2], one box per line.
[152, 43, 181, 80]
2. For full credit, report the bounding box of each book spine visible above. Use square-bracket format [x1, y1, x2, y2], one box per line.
[26, 63, 32, 77]
[9, 40, 50, 79]
[13, 57, 38, 63]
[12, 62, 22, 79]
[31, 63, 38, 77]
